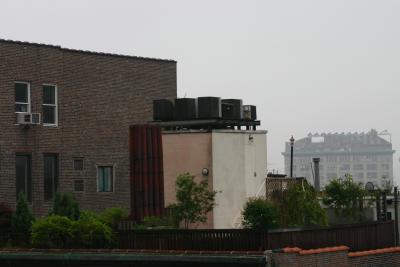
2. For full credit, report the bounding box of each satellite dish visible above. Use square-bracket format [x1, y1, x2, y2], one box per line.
[365, 182, 375, 191]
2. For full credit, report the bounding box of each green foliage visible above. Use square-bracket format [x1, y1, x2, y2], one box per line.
[323, 174, 366, 222]
[31, 215, 73, 248]
[135, 216, 176, 229]
[280, 183, 328, 227]
[31, 214, 114, 248]
[50, 193, 80, 220]
[168, 173, 219, 229]
[99, 207, 128, 229]
[242, 198, 278, 231]
[11, 192, 35, 245]
[70, 215, 114, 248]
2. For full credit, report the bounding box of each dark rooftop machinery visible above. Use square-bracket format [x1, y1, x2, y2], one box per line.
[152, 97, 259, 130]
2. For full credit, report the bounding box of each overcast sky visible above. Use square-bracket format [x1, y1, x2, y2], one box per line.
[2, 0, 399, 183]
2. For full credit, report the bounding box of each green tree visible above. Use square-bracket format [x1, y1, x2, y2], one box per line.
[280, 182, 327, 227]
[168, 173, 218, 229]
[50, 192, 80, 220]
[242, 198, 278, 230]
[323, 174, 366, 222]
[11, 192, 35, 245]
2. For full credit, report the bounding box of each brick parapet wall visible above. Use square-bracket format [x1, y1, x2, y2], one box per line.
[268, 246, 400, 267]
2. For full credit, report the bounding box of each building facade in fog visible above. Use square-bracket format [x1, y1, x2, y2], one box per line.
[282, 129, 395, 188]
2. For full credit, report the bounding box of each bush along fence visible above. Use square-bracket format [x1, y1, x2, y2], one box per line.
[117, 220, 395, 252]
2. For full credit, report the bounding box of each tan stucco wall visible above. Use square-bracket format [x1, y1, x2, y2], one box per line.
[162, 131, 214, 229]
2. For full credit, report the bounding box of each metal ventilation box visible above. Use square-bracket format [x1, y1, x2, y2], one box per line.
[221, 99, 243, 120]
[197, 97, 222, 119]
[243, 105, 257, 120]
[153, 99, 174, 121]
[174, 98, 197, 120]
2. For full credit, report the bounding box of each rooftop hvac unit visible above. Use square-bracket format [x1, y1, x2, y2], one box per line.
[197, 97, 222, 119]
[174, 98, 197, 120]
[16, 113, 41, 125]
[221, 99, 242, 120]
[153, 99, 174, 121]
[243, 105, 257, 120]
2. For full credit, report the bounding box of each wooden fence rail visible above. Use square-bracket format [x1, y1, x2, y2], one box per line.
[117, 220, 395, 251]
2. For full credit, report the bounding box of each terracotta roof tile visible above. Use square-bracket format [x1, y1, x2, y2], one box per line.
[299, 246, 349, 255]
[348, 247, 400, 257]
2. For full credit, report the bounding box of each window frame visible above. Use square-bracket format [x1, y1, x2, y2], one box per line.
[73, 180, 85, 193]
[15, 81, 31, 114]
[42, 84, 58, 126]
[73, 158, 84, 171]
[96, 165, 115, 193]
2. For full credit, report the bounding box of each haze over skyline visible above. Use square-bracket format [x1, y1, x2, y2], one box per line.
[2, 0, 399, 184]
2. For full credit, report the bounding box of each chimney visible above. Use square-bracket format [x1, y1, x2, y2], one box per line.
[312, 158, 320, 191]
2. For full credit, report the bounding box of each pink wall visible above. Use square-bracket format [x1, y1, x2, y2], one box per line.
[162, 132, 214, 229]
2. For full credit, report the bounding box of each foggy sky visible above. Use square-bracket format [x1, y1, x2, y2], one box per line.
[1, 0, 399, 183]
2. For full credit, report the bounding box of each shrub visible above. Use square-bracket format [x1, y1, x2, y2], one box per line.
[99, 207, 128, 229]
[31, 214, 114, 249]
[71, 216, 114, 248]
[50, 193, 80, 220]
[31, 215, 73, 248]
[135, 216, 176, 229]
[11, 192, 35, 245]
[242, 198, 278, 231]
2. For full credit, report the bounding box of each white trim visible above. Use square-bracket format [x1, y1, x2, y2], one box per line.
[42, 84, 58, 126]
[96, 164, 115, 193]
[14, 81, 31, 113]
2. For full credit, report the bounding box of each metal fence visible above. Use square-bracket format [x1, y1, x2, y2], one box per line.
[117, 220, 395, 251]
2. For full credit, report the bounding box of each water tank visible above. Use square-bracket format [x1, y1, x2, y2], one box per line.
[197, 97, 222, 119]
[153, 99, 174, 121]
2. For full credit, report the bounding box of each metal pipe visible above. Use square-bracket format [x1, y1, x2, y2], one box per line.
[312, 158, 320, 191]
[290, 136, 294, 177]
[395, 186, 399, 246]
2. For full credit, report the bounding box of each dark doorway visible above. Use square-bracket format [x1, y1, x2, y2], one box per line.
[15, 154, 32, 202]
[44, 154, 59, 201]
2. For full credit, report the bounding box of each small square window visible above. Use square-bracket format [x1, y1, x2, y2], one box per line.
[74, 180, 84, 192]
[97, 166, 113, 192]
[73, 158, 84, 171]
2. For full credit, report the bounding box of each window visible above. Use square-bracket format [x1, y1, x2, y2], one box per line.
[356, 173, 364, 179]
[367, 172, 378, 179]
[340, 164, 350, 171]
[73, 158, 84, 171]
[42, 85, 57, 125]
[353, 164, 364, 170]
[15, 82, 30, 113]
[74, 180, 84, 192]
[367, 164, 377, 170]
[97, 166, 113, 192]
[44, 154, 58, 200]
[381, 164, 390, 170]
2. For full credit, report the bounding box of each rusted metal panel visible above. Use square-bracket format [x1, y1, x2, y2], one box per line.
[129, 125, 165, 221]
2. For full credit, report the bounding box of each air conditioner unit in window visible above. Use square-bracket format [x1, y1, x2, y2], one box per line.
[16, 113, 41, 125]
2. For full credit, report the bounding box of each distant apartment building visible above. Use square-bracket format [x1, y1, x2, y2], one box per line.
[282, 129, 395, 188]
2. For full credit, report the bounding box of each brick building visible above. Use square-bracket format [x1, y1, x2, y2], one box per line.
[0, 39, 176, 216]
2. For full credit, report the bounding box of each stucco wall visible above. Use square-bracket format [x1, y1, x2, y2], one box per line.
[212, 130, 267, 229]
[162, 131, 213, 228]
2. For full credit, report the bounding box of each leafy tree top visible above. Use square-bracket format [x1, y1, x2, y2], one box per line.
[168, 173, 218, 229]
[242, 198, 278, 231]
[322, 174, 366, 221]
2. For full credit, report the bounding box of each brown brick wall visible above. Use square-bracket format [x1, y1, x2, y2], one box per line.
[0, 40, 176, 216]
